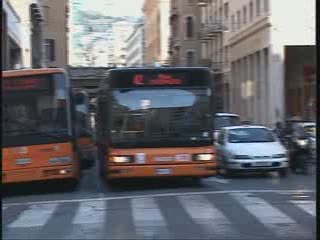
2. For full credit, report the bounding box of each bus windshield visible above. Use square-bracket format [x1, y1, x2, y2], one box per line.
[110, 88, 211, 145]
[2, 74, 71, 146]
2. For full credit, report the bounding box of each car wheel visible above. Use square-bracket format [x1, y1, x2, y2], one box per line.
[278, 168, 288, 177]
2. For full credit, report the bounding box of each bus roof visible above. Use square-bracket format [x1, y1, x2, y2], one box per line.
[2, 68, 65, 78]
[108, 67, 211, 73]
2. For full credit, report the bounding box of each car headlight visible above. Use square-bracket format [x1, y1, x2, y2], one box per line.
[112, 156, 133, 163]
[296, 139, 308, 146]
[272, 154, 286, 158]
[49, 156, 72, 164]
[233, 155, 251, 159]
[194, 154, 213, 161]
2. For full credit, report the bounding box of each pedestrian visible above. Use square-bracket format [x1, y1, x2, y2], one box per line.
[274, 121, 285, 141]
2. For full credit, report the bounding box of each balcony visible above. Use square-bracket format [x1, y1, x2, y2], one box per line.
[211, 62, 224, 74]
[199, 59, 212, 67]
[173, 38, 181, 48]
[200, 21, 228, 39]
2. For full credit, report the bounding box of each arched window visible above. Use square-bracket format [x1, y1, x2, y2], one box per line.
[186, 16, 193, 38]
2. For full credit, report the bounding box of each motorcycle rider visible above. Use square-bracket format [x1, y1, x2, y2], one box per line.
[289, 124, 310, 174]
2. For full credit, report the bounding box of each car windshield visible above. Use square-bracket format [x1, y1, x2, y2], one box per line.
[110, 88, 211, 143]
[304, 125, 316, 138]
[214, 116, 240, 130]
[228, 128, 276, 143]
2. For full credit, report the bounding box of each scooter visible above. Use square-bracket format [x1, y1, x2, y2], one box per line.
[289, 136, 310, 175]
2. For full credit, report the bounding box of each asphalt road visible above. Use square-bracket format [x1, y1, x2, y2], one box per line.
[2, 161, 317, 240]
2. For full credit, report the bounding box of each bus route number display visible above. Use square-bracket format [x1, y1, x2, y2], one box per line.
[3, 77, 49, 91]
[133, 74, 183, 86]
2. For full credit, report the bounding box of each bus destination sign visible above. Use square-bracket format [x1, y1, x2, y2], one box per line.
[133, 73, 183, 86]
[3, 77, 49, 91]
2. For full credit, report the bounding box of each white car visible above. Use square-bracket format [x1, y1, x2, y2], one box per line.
[215, 125, 289, 177]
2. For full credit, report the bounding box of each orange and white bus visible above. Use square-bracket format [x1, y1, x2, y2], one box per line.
[96, 67, 218, 183]
[2, 68, 91, 186]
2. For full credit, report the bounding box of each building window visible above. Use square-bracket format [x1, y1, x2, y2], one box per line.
[231, 15, 235, 31]
[249, 1, 253, 21]
[237, 10, 241, 29]
[264, 0, 269, 13]
[224, 3, 229, 20]
[256, 0, 261, 16]
[186, 51, 195, 66]
[186, 16, 194, 38]
[243, 6, 247, 24]
[44, 39, 55, 61]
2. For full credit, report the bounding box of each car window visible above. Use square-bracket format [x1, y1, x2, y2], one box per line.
[228, 128, 276, 143]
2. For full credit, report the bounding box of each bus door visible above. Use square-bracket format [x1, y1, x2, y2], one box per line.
[73, 91, 96, 169]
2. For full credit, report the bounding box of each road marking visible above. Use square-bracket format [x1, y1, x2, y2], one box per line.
[205, 177, 230, 184]
[8, 203, 57, 228]
[178, 195, 237, 236]
[291, 200, 316, 217]
[131, 197, 169, 238]
[2, 189, 315, 207]
[230, 193, 305, 238]
[72, 201, 106, 224]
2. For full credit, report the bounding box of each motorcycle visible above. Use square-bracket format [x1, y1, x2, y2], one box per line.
[289, 136, 310, 175]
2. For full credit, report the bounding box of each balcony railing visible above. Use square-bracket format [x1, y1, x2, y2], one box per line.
[200, 21, 228, 39]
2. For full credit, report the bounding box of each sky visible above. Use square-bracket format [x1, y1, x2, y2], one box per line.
[81, 0, 145, 17]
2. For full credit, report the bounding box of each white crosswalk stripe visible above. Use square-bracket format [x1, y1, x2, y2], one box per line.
[72, 201, 106, 224]
[131, 197, 170, 238]
[8, 203, 58, 228]
[3, 192, 316, 239]
[178, 195, 238, 237]
[230, 192, 309, 238]
[291, 200, 316, 217]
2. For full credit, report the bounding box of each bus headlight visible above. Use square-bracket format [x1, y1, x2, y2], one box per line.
[49, 156, 72, 164]
[112, 156, 133, 163]
[194, 154, 213, 161]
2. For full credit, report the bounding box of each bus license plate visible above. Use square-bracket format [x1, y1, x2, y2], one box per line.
[156, 168, 172, 175]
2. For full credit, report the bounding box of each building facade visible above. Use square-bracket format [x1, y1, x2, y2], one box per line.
[6, 0, 44, 69]
[126, 22, 145, 67]
[2, 0, 23, 70]
[169, 0, 202, 67]
[198, 0, 230, 112]
[199, 0, 315, 126]
[143, 0, 171, 65]
[40, 0, 69, 68]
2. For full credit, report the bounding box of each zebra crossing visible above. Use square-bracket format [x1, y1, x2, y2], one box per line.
[2, 191, 316, 239]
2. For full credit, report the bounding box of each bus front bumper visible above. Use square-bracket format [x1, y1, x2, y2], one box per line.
[2, 165, 79, 184]
[107, 163, 218, 179]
